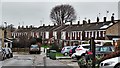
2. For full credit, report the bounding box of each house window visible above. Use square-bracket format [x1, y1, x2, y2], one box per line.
[15, 33, 17, 36]
[85, 31, 87, 37]
[89, 31, 91, 38]
[103, 31, 105, 37]
[73, 32, 75, 37]
[99, 31, 101, 37]
[12, 33, 14, 36]
[75, 32, 76, 40]
[61, 32, 66, 40]
[93, 32, 95, 38]
[92, 31, 94, 37]
[68, 32, 70, 37]
[100, 31, 103, 37]
[77, 32, 79, 37]
[81, 32, 82, 40]
[53, 32, 57, 39]
[95, 31, 97, 39]
[46, 32, 49, 39]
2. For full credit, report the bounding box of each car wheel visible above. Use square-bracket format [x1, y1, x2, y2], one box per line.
[10, 53, 13, 58]
[64, 52, 68, 56]
[29, 51, 32, 54]
[114, 64, 120, 68]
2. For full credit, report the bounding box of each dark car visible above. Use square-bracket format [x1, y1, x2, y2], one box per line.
[29, 44, 40, 54]
[78, 46, 115, 68]
[86, 46, 114, 55]
[96, 46, 115, 56]
[69, 46, 77, 57]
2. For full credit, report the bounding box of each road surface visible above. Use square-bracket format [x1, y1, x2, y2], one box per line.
[0, 53, 78, 68]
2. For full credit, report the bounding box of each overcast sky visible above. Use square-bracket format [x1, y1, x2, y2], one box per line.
[0, 0, 120, 27]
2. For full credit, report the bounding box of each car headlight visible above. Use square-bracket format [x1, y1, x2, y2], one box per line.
[0, 49, 2, 52]
[101, 61, 115, 66]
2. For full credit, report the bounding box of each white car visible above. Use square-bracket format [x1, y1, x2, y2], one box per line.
[73, 44, 101, 60]
[100, 56, 120, 68]
[61, 46, 76, 56]
[72, 44, 90, 59]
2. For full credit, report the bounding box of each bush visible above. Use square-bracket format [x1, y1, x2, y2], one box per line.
[49, 44, 60, 52]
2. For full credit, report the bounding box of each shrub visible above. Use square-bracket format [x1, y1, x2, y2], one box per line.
[49, 44, 59, 52]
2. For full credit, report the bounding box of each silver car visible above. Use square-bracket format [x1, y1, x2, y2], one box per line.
[61, 46, 76, 56]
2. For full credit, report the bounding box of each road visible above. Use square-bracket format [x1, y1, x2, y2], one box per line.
[0, 52, 79, 68]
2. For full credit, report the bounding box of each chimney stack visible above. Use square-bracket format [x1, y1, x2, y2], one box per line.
[54, 23, 56, 26]
[78, 21, 80, 25]
[18, 26, 20, 29]
[22, 26, 24, 29]
[83, 20, 87, 25]
[103, 17, 106, 22]
[26, 26, 28, 29]
[29, 25, 32, 28]
[111, 13, 115, 23]
[97, 17, 99, 23]
[43, 24, 45, 27]
[70, 21, 72, 25]
[88, 19, 91, 24]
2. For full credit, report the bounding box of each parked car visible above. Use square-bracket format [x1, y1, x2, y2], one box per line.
[69, 46, 77, 57]
[100, 56, 120, 68]
[2, 48, 7, 59]
[61, 46, 76, 56]
[74, 44, 102, 60]
[29, 44, 40, 54]
[0, 48, 6, 61]
[8, 48, 13, 58]
[77, 46, 115, 68]
[3, 48, 9, 58]
[96, 46, 115, 56]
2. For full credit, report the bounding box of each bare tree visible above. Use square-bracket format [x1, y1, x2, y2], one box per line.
[50, 4, 76, 25]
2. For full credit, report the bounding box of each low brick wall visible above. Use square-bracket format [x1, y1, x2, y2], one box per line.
[12, 48, 29, 52]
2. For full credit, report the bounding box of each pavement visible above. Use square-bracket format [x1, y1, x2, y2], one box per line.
[0, 47, 79, 68]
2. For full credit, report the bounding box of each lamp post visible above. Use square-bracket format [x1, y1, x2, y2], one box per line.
[4, 21, 7, 38]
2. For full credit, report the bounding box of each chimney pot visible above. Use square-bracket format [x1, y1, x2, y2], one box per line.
[111, 16, 114, 23]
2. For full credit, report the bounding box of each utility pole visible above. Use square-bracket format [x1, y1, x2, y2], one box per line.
[90, 37, 96, 68]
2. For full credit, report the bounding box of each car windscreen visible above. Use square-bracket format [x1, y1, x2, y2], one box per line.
[83, 46, 90, 49]
[97, 46, 112, 52]
[31, 45, 39, 48]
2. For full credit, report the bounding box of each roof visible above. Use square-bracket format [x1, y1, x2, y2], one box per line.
[53, 25, 69, 31]
[35, 26, 53, 32]
[62, 20, 119, 32]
